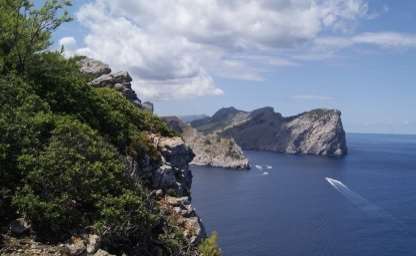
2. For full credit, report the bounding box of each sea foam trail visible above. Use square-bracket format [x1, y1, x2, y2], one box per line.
[325, 177, 389, 218]
[325, 177, 416, 237]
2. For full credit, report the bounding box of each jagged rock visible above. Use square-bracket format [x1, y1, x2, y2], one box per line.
[165, 196, 191, 207]
[78, 57, 207, 249]
[9, 218, 31, 235]
[192, 107, 348, 157]
[65, 236, 86, 256]
[157, 137, 195, 170]
[159, 196, 206, 245]
[125, 135, 194, 197]
[78, 57, 142, 107]
[89, 71, 132, 87]
[93, 249, 115, 256]
[163, 116, 250, 169]
[86, 235, 101, 254]
[78, 57, 111, 78]
[181, 217, 206, 245]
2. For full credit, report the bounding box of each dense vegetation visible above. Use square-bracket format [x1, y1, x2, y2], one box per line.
[0, 1, 225, 255]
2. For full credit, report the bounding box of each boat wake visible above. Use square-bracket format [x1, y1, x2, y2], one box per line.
[255, 165, 263, 170]
[325, 177, 390, 218]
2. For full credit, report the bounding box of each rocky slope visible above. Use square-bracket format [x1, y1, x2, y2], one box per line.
[79, 57, 206, 244]
[163, 117, 250, 169]
[192, 107, 348, 157]
[0, 57, 208, 256]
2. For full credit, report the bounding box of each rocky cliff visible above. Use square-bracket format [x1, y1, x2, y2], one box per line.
[0, 57, 207, 256]
[192, 107, 348, 157]
[78, 57, 206, 245]
[78, 57, 143, 107]
[163, 117, 250, 169]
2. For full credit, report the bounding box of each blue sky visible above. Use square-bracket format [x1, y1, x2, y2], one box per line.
[53, 0, 416, 134]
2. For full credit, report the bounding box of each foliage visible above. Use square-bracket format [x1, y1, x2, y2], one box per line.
[0, 0, 72, 74]
[13, 117, 128, 239]
[198, 232, 222, 256]
[0, 77, 53, 222]
[0, 0, 195, 254]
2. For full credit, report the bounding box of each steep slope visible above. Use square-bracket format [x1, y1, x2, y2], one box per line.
[192, 107, 348, 157]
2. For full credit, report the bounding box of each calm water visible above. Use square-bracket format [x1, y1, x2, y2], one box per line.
[191, 133, 416, 256]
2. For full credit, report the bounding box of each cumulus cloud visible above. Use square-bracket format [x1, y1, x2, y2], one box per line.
[68, 0, 374, 100]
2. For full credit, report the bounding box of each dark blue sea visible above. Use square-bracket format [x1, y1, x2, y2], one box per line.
[191, 133, 416, 256]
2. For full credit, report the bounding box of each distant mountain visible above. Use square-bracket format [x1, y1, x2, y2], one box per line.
[191, 107, 348, 157]
[163, 116, 249, 169]
[179, 114, 210, 123]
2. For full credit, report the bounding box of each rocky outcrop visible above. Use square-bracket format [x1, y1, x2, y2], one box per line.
[0, 234, 113, 256]
[78, 57, 206, 246]
[163, 116, 250, 169]
[78, 57, 142, 107]
[124, 133, 207, 243]
[192, 107, 348, 157]
[78, 57, 111, 78]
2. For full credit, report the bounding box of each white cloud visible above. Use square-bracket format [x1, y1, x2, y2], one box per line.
[59, 37, 77, 57]
[315, 32, 416, 50]
[69, 0, 374, 100]
[292, 95, 334, 101]
[66, 0, 416, 100]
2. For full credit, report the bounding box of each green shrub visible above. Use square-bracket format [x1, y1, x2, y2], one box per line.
[198, 232, 222, 256]
[0, 78, 53, 222]
[13, 116, 129, 240]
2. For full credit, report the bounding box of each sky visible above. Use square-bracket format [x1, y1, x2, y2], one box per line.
[52, 0, 416, 135]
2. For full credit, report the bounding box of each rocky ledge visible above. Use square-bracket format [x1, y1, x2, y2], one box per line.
[163, 116, 250, 169]
[192, 107, 348, 157]
[77, 57, 154, 112]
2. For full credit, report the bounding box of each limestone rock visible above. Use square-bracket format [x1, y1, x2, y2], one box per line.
[192, 107, 348, 157]
[78, 57, 142, 107]
[157, 137, 194, 170]
[65, 236, 86, 256]
[78, 57, 111, 78]
[93, 249, 115, 256]
[160, 196, 206, 245]
[86, 234, 101, 254]
[163, 116, 250, 169]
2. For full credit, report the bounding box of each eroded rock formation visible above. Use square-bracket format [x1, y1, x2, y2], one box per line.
[192, 107, 348, 157]
[163, 117, 250, 169]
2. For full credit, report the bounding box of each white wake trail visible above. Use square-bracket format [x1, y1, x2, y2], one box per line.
[325, 177, 389, 218]
[326, 177, 416, 239]
[255, 165, 263, 170]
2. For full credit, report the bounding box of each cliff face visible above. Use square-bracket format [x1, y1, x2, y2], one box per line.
[163, 117, 250, 169]
[192, 107, 348, 157]
[78, 58, 206, 249]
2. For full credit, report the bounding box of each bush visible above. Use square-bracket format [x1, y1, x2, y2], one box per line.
[198, 232, 222, 256]
[13, 116, 129, 240]
[0, 78, 53, 222]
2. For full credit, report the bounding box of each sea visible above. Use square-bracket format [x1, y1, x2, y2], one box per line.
[191, 133, 416, 256]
